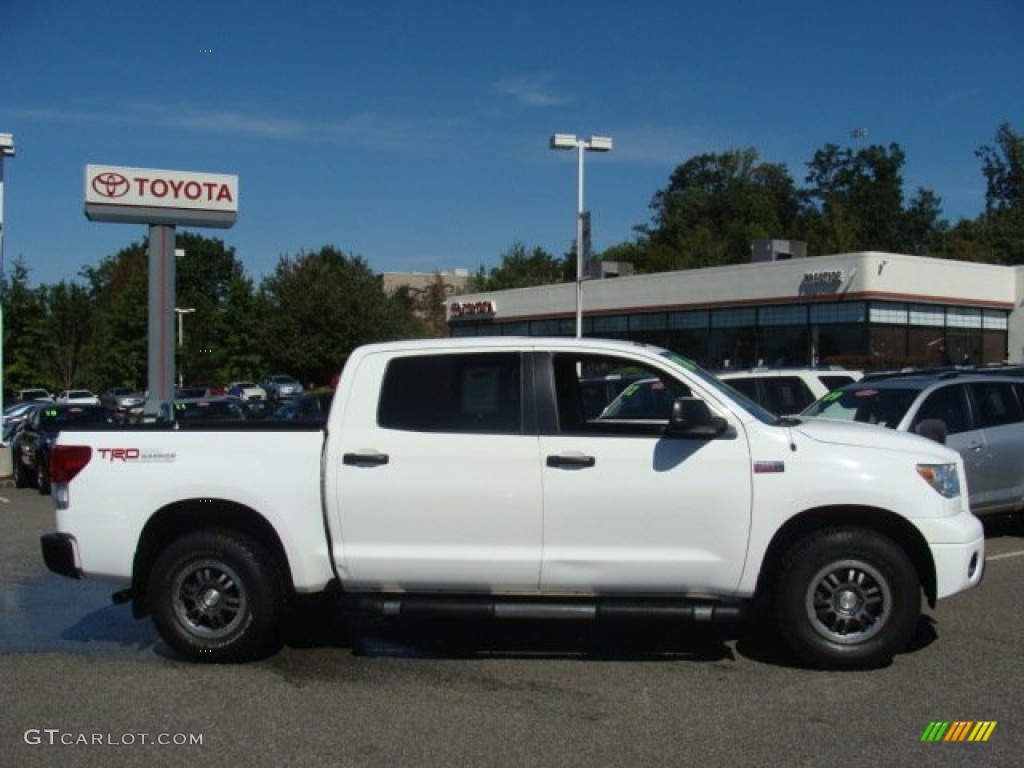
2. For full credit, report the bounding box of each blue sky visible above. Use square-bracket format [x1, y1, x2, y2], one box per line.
[1, 0, 1021, 288]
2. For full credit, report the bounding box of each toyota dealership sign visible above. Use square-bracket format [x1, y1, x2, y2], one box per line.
[84, 164, 238, 227]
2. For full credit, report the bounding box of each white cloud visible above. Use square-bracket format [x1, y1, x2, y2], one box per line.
[492, 75, 570, 107]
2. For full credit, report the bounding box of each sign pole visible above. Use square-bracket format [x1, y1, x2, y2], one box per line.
[147, 224, 176, 406]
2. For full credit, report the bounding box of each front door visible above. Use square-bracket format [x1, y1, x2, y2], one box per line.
[538, 352, 752, 595]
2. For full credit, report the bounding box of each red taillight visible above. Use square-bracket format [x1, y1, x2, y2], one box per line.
[51, 445, 92, 484]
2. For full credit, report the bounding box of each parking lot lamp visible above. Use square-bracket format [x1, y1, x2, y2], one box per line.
[0, 132, 15, 427]
[549, 133, 613, 338]
[174, 307, 195, 387]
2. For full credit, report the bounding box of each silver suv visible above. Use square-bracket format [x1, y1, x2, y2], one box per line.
[802, 373, 1024, 517]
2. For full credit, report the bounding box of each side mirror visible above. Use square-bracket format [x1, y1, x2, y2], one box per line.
[915, 418, 948, 445]
[666, 397, 728, 438]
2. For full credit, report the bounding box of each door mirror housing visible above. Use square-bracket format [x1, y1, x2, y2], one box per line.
[666, 397, 728, 438]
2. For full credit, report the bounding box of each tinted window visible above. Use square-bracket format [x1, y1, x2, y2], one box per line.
[969, 382, 1023, 428]
[724, 378, 758, 401]
[378, 353, 522, 434]
[552, 353, 691, 435]
[37, 406, 110, 430]
[761, 377, 815, 414]
[912, 385, 972, 435]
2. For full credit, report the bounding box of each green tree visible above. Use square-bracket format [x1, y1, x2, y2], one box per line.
[173, 232, 258, 384]
[40, 280, 94, 389]
[1, 258, 52, 392]
[473, 242, 571, 290]
[256, 246, 420, 385]
[640, 148, 802, 270]
[977, 123, 1024, 213]
[80, 242, 151, 391]
[802, 142, 945, 255]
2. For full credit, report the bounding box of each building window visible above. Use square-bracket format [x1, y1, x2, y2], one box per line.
[947, 307, 983, 329]
[909, 304, 945, 327]
[530, 318, 563, 336]
[868, 303, 908, 324]
[759, 305, 807, 326]
[812, 302, 866, 324]
[711, 307, 756, 328]
[629, 313, 668, 331]
[669, 310, 709, 330]
[592, 315, 628, 334]
[983, 309, 1008, 331]
[500, 322, 530, 336]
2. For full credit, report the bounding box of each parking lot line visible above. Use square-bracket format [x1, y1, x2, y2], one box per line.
[986, 550, 1024, 562]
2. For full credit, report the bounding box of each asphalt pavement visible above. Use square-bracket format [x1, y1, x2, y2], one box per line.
[2, 488, 1022, 767]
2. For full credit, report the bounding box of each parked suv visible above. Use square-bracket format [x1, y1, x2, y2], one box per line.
[802, 372, 1024, 517]
[718, 368, 862, 416]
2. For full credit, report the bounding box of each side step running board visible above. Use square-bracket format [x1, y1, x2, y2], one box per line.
[351, 595, 745, 623]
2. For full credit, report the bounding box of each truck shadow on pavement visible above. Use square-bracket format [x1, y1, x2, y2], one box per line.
[281, 595, 940, 670]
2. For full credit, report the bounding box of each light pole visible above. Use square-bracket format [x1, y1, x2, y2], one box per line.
[0, 132, 15, 446]
[174, 307, 195, 387]
[549, 133, 613, 338]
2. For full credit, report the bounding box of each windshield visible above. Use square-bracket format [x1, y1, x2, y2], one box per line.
[802, 386, 920, 428]
[657, 350, 779, 424]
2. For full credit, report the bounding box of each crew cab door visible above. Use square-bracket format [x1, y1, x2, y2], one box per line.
[536, 352, 752, 594]
[328, 350, 543, 591]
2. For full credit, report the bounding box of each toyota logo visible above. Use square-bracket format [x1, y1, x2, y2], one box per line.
[91, 172, 130, 198]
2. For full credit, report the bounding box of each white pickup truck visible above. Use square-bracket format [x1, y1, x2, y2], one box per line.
[40, 337, 985, 669]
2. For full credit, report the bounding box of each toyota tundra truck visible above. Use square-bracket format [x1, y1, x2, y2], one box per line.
[40, 337, 985, 669]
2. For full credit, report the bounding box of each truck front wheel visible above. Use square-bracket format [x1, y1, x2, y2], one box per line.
[149, 530, 286, 663]
[774, 528, 920, 670]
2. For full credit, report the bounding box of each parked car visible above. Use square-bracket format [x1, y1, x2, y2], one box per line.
[101, 387, 146, 421]
[801, 372, 1024, 517]
[227, 381, 268, 401]
[272, 391, 334, 423]
[56, 389, 101, 406]
[12, 403, 111, 494]
[718, 368, 862, 416]
[2, 401, 41, 443]
[16, 388, 53, 403]
[261, 374, 304, 400]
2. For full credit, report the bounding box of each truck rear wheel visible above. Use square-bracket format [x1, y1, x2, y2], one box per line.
[149, 530, 286, 663]
[774, 527, 920, 670]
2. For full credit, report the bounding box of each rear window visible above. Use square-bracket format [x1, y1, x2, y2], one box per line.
[969, 381, 1023, 428]
[38, 407, 110, 430]
[378, 353, 522, 434]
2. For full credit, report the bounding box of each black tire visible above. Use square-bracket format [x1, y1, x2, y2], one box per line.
[774, 527, 920, 670]
[35, 452, 51, 495]
[149, 530, 287, 663]
[13, 453, 33, 489]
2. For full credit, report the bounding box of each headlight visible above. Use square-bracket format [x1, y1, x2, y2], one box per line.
[916, 463, 961, 498]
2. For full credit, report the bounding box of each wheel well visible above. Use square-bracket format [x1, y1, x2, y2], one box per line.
[755, 506, 938, 608]
[131, 499, 292, 617]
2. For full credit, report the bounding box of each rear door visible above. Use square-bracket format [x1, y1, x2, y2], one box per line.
[966, 381, 1024, 514]
[536, 351, 752, 595]
[329, 349, 544, 591]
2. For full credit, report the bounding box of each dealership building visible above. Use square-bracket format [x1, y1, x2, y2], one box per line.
[445, 247, 1022, 369]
